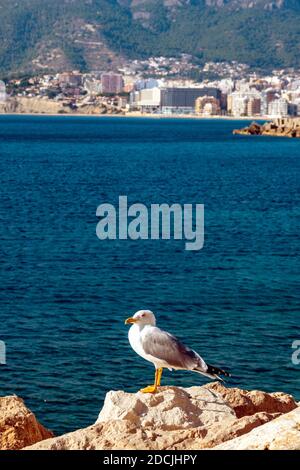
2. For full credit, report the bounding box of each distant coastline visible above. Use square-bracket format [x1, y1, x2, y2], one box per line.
[0, 110, 268, 121]
[0, 95, 269, 120]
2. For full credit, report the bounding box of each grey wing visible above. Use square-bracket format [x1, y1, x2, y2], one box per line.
[141, 327, 207, 371]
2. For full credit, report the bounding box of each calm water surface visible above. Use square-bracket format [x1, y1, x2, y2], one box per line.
[0, 116, 299, 434]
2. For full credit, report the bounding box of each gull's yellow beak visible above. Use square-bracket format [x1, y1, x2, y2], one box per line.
[125, 317, 137, 325]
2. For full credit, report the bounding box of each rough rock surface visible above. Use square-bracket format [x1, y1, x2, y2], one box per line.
[0, 97, 124, 115]
[0, 396, 53, 450]
[24, 384, 298, 450]
[96, 386, 235, 430]
[214, 407, 300, 450]
[233, 118, 300, 138]
[25, 412, 278, 450]
[205, 382, 297, 418]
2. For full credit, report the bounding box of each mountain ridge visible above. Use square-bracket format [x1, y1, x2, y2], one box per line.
[0, 0, 299, 76]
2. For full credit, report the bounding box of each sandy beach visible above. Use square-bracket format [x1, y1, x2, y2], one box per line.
[0, 110, 269, 120]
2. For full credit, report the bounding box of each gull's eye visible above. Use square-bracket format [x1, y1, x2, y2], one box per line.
[141, 313, 145, 318]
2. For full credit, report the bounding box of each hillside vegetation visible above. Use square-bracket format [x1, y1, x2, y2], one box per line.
[0, 0, 299, 75]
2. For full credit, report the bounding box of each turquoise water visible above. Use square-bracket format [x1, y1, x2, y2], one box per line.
[0, 116, 299, 434]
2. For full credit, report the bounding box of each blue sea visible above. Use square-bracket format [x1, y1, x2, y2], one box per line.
[0, 116, 299, 435]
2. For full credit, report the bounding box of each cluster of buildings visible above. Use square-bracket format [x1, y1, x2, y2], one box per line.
[130, 85, 222, 115]
[227, 87, 293, 118]
[129, 72, 300, 117]
[125, 55, 197, 78]
[3, 61, 300, 118]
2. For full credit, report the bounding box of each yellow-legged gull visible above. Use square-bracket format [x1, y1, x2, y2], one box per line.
[125, 310, 230, 393]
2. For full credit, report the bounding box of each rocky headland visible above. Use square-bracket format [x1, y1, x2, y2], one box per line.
[1, 383, 299, 450]
[233, 118, 300, 138]
[0, 97, 125, 116]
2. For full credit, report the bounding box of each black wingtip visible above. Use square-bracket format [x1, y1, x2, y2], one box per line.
[206, 364, 231, 378]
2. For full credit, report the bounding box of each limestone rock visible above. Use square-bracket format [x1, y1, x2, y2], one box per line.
[25, 384, 295, 450]
[24, 385, 284, 450]
[214, 407, 300, 450]
[233, 117, 300, 138]
[25, 410, 280, 451]
[96, 385, 235, 430]
[25, 421, 143, 451]
[247, 122, 262, 135]
[171, 411, 280, 449]
[0, 396, 53, 450]
[205, 382, 297, 418]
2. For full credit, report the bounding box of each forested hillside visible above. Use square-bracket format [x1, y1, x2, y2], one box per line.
[0, 0, 299, 75]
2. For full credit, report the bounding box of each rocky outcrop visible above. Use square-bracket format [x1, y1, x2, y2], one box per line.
[96, 386, 235, 429]
[0, 97, 125, 115]
[24, 412, 278, 450]
[0, 396, 53, 450]
[24, 384, 298, 450]
[205, 382, 297, 418]
[214, 407, 300, 450]
[0, 97, 64, 114]
[233, 118, 300, 138]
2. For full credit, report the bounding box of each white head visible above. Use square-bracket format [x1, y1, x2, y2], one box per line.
[125, 310, 156, 327]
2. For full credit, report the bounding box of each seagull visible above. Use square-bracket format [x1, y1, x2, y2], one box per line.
[125, 310, 230, 393]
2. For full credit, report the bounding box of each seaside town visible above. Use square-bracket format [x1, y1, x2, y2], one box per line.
[1, 57, 300, 119]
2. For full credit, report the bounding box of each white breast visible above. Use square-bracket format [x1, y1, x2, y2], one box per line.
[128, 324, 169, 369]
[128, 324, 151, 362]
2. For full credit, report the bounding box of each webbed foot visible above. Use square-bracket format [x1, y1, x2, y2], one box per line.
[139, 385, 158, 393]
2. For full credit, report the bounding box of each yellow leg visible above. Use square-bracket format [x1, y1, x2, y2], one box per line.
[156, 367, 163, 386]
[140, 368, 163, 393]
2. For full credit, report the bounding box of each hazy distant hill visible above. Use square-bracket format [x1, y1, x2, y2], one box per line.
[0, 0, 299, 76]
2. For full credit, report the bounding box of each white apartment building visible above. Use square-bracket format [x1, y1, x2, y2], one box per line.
[294, 99, 300, 116]
[130, 87, 161, 111]
[0, 81, 6, 102]
[229, 92, 247, 116]
[268, 98, 288, 117]
[229, 90, 260, 117]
